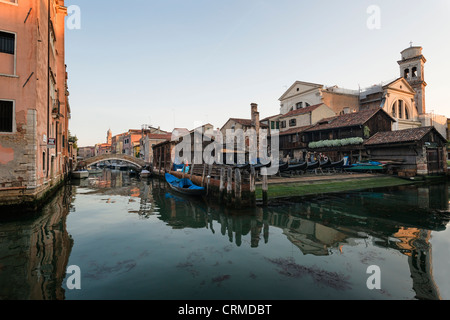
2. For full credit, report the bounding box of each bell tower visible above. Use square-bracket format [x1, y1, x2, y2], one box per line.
[107, 129, 112, 145]
[397, 45, 427, 115]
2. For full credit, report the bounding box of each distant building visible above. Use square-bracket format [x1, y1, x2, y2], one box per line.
[0, 0, 71, 207]
[279, 81, 360, 116]
[140, 132, 172, 164]
[280, 46, 447, 135]
[77, 146, 96, 160]
[278, 103, 335, 159]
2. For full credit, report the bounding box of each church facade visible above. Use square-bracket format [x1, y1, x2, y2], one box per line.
[278, 46, 446, 137]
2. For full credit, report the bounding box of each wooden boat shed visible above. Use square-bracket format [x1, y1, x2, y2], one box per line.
[364, 126, 448, 177]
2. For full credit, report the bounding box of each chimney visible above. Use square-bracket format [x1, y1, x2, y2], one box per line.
[251, 103, 260, 133]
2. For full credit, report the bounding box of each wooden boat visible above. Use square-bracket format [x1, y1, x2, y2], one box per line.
[165, 173, 206, 196]
[252, 161, 271, 171]
[278, 162, 290, 172]
[306, 161, 319, 171]
[88, 168, 103, 175]
[233, 163, 251, 170]
[287, 161, 308, 172]
[330, 159, 345, 169]
[345, 161, 385, 172]
[140, 170, 152, 178]
[72, 170, 89, 179]
[319, 159, 332, 170]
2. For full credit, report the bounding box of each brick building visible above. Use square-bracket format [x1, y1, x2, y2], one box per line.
[0, 0, 71, 208]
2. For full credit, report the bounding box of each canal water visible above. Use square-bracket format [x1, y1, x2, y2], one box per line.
[0, 169, 449, 300]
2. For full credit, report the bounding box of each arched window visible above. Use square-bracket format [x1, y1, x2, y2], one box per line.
[391, 101, 397, 118]
[392, 99, 410, 119]
[412, 67, 418, 78]
[404, 106, 409, 119]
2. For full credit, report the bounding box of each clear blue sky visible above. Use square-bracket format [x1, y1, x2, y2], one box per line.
[65, 0, 450, 147]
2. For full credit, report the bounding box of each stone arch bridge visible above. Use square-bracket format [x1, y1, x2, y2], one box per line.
[76, 154, 147, 170]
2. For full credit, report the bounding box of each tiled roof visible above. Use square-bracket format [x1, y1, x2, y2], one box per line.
[228, 118, 269, 128]
[364, 127, 435, 146]
[146, 133, 172, 140]
[280, 104, 323, 119]
[305, 108, 392, 132]
[279, 125, 313, 136]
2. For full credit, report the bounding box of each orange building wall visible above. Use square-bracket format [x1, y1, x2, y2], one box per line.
[0, 0, 70, 207]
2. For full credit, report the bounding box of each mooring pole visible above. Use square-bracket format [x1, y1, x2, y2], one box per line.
[227, 167, 233, 204]
[219, 167, 225, 203]
[262, 169, 268, 206]
[234, 168, 241, 207]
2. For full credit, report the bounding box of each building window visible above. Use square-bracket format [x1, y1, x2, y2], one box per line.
[296, 102, 303, 109]
[0, 100, 13, 132]
[412, 67, 418, 78]
[392, 102, 397, 118]
[404, 68, 410, 79]
[398, 100, 403, 119]
[281, 121, 286, 129]
[404, 105, 409, 120]
[271, 121, 275, 130]
[305, 103, 311, 108]
[0, 31, 15, 55]
[289, 119, 296, 127]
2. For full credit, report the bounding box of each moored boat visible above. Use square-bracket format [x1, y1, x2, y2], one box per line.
[140, 170, 152, 178]
[165, 173, 206, 196]
[72, 170, 89, 179]
[287, 161, 308, 172]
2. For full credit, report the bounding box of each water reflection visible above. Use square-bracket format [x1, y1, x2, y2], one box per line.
[0, 169, 448, 300]
[0, 185, 74, 300]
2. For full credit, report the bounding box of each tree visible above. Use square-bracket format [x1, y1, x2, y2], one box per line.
[68, 131, 78, 150]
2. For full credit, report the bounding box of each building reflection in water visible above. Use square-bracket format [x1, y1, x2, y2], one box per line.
[0, 185, 74, 300]
[2, 170, 446, 300]
[155, 183, 448, 300]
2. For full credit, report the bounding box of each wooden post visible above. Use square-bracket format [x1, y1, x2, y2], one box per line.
[227, 167, 233, 204]
[234, 168, 241, 207]
[207, 164, 212, 194]
[219, 167, 225, 203]
[190, 163, 195, 180]
[158, 150, 162, 175]
[262, 169, 268, 206]
[201, 164, 207, 187]
[250, 166, 256, 206]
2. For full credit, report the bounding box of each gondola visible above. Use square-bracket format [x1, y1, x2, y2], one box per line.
[330, 158, 345, 169]
[165, 173, 206, 196]
[278, 161, 290, 172]
[233, 163, 251, 170]
[306, 161, 320, 171]
[287, 161, 308, 172]
[319, 159, 332, 170]
[252, 161, 272, 171]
